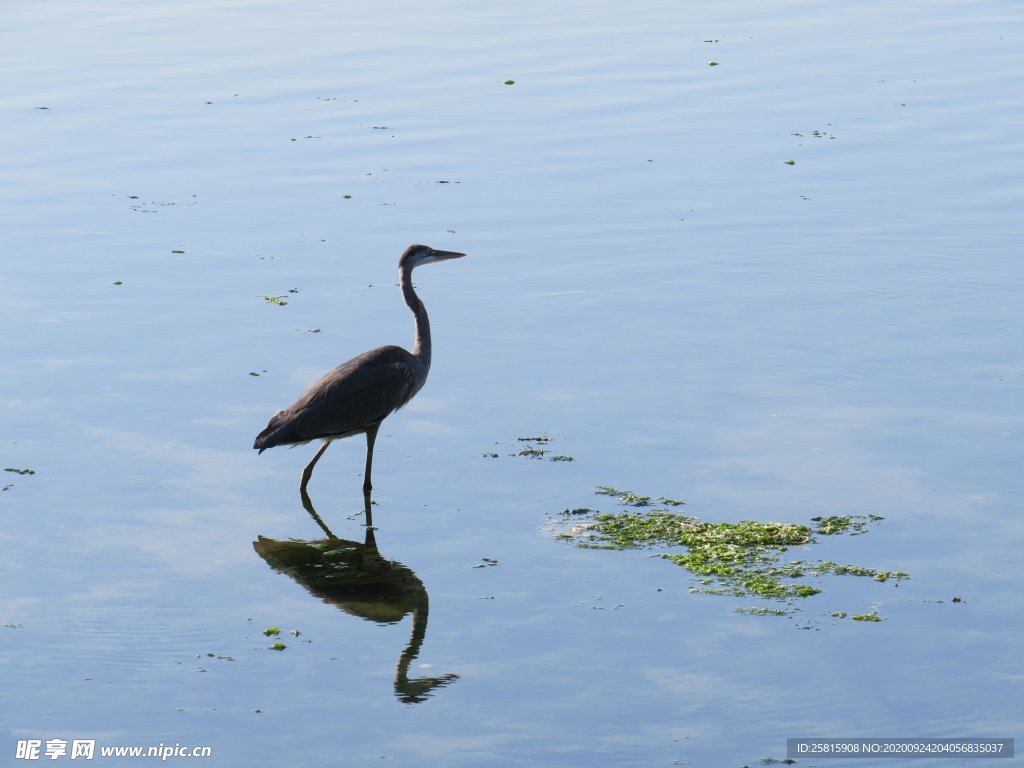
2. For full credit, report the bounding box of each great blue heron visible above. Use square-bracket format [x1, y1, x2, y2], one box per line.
[254, 244, 465, 495]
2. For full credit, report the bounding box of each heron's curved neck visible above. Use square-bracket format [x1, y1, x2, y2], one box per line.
[400, 264, 431, 366]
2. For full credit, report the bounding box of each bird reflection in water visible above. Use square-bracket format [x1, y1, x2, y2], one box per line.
[253, 494, 459, 703]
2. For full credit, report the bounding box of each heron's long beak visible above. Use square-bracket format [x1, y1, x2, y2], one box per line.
[427, 248, 466, 263]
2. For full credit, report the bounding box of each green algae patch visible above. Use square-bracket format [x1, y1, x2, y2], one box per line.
[591, 515, 820, 599]
[553, 488, 908, 608]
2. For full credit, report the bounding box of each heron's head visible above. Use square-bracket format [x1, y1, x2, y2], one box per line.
[400, 244, 465, 271]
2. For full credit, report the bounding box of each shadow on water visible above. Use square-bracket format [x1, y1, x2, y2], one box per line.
[252, 493, 459, 704]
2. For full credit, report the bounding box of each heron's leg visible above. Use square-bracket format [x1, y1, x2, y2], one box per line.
[299, 488, 335, 539]
[300, 439, 332, 496]
[363, 422, 382, 493]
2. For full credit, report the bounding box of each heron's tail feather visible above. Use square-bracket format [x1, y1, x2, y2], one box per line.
[254, 410, 293, 451]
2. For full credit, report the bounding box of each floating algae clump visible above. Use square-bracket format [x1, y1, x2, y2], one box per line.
[553, 488, 908, 604]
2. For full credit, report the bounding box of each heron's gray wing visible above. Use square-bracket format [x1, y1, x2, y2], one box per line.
[254, 346, 421, 449]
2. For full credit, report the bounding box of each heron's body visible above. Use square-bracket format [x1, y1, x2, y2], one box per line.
[254, 244, 464, 495]
[254, 345, 424, 448]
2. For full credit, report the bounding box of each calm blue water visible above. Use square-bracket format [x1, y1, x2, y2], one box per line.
[2, 0, 1022, 765]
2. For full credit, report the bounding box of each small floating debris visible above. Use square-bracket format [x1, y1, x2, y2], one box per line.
[262, 295, 288, 306]
[491, 435, 576, 462]
[518, 447, 547, 459]
[3, 468, 35, 476]
[736, 606, 790, 617]
[812, 514, 883, 535]
[594, 487, 686, 507]
[595, 486, 654, 507]
[852, 612, 883, 622]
